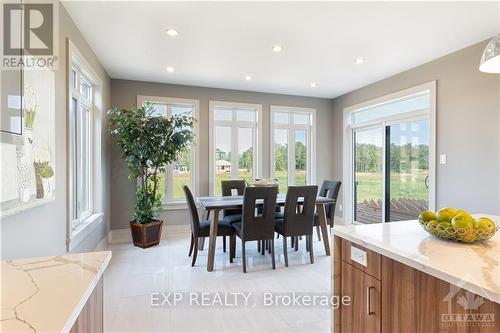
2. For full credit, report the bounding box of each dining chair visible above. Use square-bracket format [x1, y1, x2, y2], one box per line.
[183, 185, 236, 267]
[275, 185, 318, 266]
[231, 186, 278, 273]
[220, 180, 246, 252]
[314, 180, 342, 240]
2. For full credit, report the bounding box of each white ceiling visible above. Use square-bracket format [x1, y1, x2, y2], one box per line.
[62, 1, 499, 98]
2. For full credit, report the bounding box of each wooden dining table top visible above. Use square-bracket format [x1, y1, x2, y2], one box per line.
[197, 194, 335, 210]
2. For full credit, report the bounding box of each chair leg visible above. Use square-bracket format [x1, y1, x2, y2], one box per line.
[295, 236, 299, 251]
[257, 240, 261, 252]
[316, 225, 322, 241]
[308, 235, 314, 264]
[267, 239, 271, 254]
[242, 241, 247, 273]
[199, 237, 205, 250]
[188, 233, 194, 257]
[306, 235, 310, 252]
[191, 237, 198, 267]
[229, 236, 235, 263]
[261, 240, 265, 255]
[223, 236, 226, 253]
[271, 239, 276, 270]
[282, 236, 288, 267]
[291, 236, 295, 248]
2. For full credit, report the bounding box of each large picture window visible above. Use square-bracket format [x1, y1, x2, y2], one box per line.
[137, 96, 199, 205]
[209, 101, 262, 195]
[270, 106, 316, 193]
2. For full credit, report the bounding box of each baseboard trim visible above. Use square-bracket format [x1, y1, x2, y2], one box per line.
[108, 224, 191, 244]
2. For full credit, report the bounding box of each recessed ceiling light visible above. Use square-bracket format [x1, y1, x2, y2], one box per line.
[310, 82, 318, 88]
[272, 45, 283, 53]
[165, 28, 178, 37]
[245, 75, 252, 81]
[166, 66, 175, 73]
[354, 57, 364, 64]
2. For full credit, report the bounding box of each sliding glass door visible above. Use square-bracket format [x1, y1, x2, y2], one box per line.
[387, 119, 429, 222]
[346, 83, 435, 224]
[354, 127, 384, 224]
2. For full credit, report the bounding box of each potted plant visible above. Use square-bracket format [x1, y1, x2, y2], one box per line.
[108, 103, 195, 248]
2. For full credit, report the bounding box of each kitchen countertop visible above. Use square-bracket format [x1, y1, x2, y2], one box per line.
[1, 251, 112, 333]
[333, 216, 500, 304]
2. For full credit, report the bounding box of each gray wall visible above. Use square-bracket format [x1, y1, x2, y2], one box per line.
[0, 3, 111, 259]
[110, 80, 334, 229]
[331, 40, 500, 216]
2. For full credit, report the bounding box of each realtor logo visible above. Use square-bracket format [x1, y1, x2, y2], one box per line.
[441, 277, 495, 329]
[2, 0, 58, 69]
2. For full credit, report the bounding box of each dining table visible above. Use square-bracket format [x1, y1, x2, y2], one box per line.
[197, 193, 335, 272]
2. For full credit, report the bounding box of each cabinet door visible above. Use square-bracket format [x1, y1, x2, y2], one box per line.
[341, 262, 381, 333]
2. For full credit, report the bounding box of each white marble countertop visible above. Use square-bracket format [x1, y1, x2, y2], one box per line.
[1, 251, 112, 333]
[333, 216, 500, 304]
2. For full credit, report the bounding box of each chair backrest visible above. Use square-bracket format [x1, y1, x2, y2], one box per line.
[319, 180, 342, 219]
[221, 180, 246, 217]
[282, 185, 318, 236]
[241, 186, 278, 241]
[183, 185, 200, 236]
[221, 179, 246, 196]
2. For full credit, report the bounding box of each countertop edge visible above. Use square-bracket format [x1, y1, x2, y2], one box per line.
[333, 229, 500, 304]
[61, 251, 112, 333]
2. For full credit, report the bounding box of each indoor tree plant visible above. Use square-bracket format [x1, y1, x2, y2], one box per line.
[108, 103, 195, 248]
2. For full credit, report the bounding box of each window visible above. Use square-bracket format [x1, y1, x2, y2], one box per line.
[137, 96, 199, 204]
[69, 54, 101, 232]
[270, 106, 316, 193]
[209, 101, 262, 195]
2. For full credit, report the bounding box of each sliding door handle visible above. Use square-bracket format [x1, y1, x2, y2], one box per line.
[366, 286, 375, 316]
[424, 175, 429, 189]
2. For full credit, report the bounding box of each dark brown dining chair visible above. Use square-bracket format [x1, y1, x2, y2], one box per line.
[183, 185, 236, 267]
[231, 186, 278, 273]
[275, 185, 318, 266]
[314, 180, 342, 240]
[220, 179, 246, 252]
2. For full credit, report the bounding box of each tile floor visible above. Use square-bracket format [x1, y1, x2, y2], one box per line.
[103, 231, 331, 332]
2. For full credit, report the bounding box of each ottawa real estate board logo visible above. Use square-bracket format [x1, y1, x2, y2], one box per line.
[2, 0, 58, 70]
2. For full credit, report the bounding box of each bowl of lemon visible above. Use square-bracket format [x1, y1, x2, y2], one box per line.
[418, 208, 498, 243]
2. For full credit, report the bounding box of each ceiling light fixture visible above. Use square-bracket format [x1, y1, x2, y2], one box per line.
[354, 57, 364, 65]
[272, 45, 283, 53]
[245, 75, 252, 81]
[166, 66, 175, 73]
[479, 34, 500, 73]
[165, 28, 178, 37]
[310, 82, 318, 88]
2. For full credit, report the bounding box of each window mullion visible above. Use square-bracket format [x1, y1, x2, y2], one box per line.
[289, 125, 296, 186]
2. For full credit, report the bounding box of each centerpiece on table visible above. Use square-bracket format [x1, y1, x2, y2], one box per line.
[108, 103, 195, 248]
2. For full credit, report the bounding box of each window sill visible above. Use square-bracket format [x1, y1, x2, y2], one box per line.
[69, 212, 104, 251]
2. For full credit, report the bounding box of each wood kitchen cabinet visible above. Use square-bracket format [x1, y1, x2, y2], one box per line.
[341, 261, 381, 333]
[333, 236, 500, 333]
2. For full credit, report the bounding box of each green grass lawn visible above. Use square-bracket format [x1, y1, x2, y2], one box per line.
[150, 170, 427, 203]
[356, 172, 428, 203]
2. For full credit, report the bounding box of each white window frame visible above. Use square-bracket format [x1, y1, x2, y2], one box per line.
[270, 105, 317, 187]
[208, 100, 263, 195]
[137, 95, 200, 209]
[67, 39, 104, 251]
[342, 81, 437, 225]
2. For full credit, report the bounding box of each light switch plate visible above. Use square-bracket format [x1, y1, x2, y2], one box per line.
[351, 246, 368, 267]
[440, 154, 447, 165]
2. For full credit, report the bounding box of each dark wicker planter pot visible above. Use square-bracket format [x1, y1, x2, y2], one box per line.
[129, 220, 163, 248]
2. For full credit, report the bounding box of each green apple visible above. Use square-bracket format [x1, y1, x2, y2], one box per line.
[419, 211, 437, 225]
[437, 222, 453, 238]
[455, 209, 472, 219]
[451, 212, 474, 230]
[474, 217, 496, 235]
[426, 220, 440, 236]
[436, 208, 457, 223]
